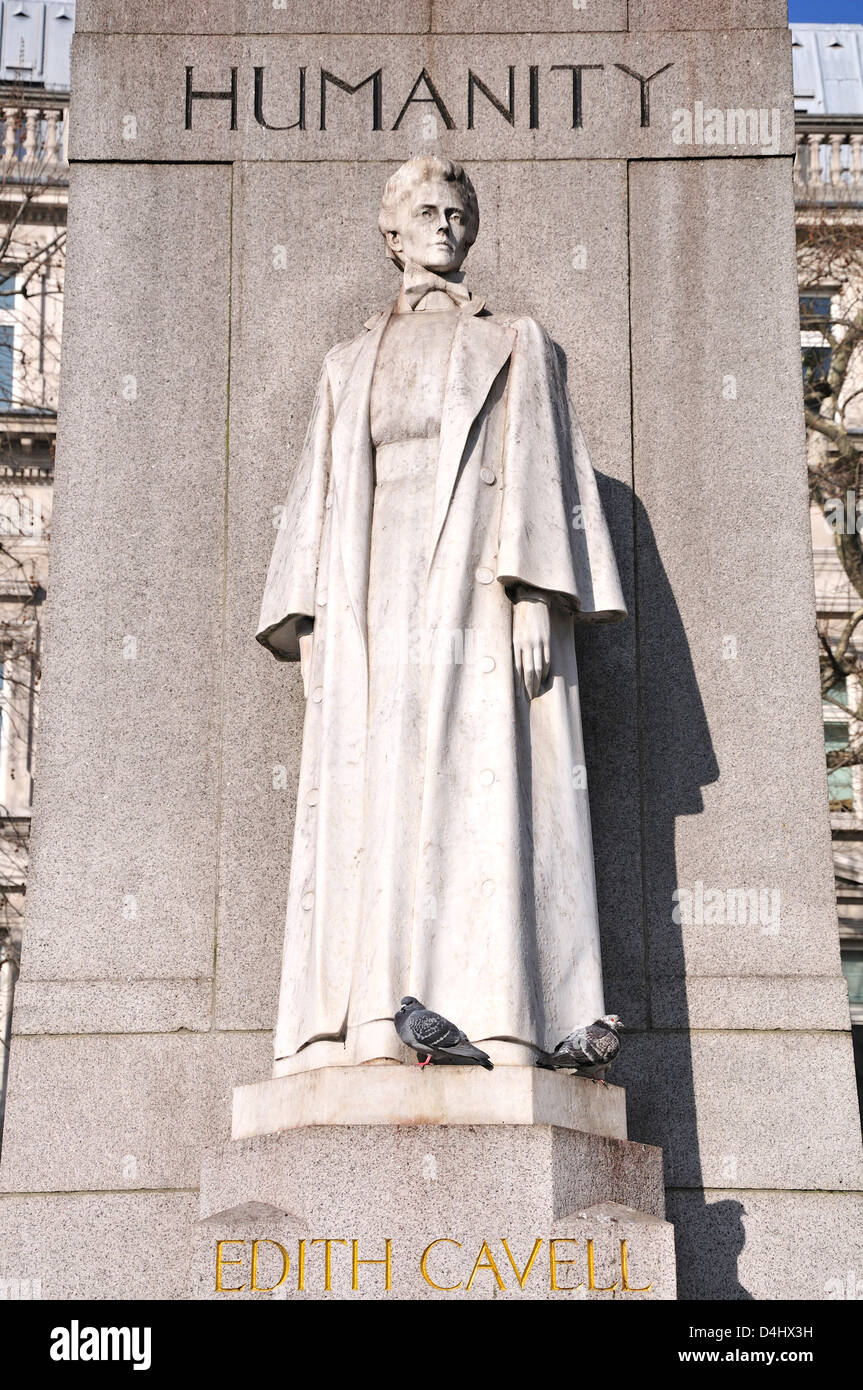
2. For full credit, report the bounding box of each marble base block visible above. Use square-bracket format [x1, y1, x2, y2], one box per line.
[198, 1120, 675, 1300]
[233, 1064, 628, 1140]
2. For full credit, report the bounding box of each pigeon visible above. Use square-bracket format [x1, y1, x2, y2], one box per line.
[534, 1015, 623, 1084]
[394, 997, 494, 1070]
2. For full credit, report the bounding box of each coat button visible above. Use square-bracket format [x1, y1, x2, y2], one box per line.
[480, 656, 495, 673]
[479, 769, 495, 787]
[312, 686, 323, 703]
[475, 566, 494, 585]
[301, 892, 315, 910]
[306, 788, 319, 806]
[480, 467, 496, 485]
[482, 879, 496, 898]
[317, 591, 327, 606]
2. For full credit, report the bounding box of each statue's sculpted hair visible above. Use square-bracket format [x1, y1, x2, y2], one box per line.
[378, 156, 479, 266]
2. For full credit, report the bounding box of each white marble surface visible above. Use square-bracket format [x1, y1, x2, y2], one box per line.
[257, 159, 626, 1074]
[232, 1063, 628, 1140]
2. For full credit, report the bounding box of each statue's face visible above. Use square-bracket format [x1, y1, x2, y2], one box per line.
[385, 178, 472, 274]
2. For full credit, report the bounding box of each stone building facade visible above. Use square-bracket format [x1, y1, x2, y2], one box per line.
[794, 21, 863, 1116]
[0, 0, 71, 1142]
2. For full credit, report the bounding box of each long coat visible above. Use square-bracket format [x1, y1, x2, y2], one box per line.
[257, 300, 626, 1067]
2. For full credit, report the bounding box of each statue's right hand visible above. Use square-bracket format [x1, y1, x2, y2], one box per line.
[512, 596, 551, 700]
[296, 618, 314, 699]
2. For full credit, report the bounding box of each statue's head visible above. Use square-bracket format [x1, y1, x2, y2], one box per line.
[378, 156, 479, 275]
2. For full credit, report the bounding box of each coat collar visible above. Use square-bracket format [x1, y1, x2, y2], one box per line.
[363, 293, 486, 331]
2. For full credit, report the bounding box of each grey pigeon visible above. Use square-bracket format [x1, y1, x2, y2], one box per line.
[394, 996, 494, 1070]
[534, 1014, 623, 1084]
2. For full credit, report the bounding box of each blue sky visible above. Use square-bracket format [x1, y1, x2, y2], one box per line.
[788, 1, 863, 20]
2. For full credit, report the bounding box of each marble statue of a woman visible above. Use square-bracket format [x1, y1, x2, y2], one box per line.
[257, 156, 626, 1075]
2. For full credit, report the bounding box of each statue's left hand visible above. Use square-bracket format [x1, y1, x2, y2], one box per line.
[512, 596, 551, 700]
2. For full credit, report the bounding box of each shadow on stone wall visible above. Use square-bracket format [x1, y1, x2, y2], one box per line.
[576, 467, 751, 1300]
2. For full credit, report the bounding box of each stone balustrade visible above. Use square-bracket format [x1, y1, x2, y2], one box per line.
[795, 117, 863, 203]
[0, 99, 68, 180]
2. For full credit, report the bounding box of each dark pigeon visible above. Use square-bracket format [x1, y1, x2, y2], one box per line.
[394, 996, 494, 1070]
[534, 1014, 623, 1084]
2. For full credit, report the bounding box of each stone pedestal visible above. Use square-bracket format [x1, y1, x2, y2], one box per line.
[197, 1068, 675, 1300]
[232, 1065, 628, 1138]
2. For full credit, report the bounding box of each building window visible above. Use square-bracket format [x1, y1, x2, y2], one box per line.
[826, 720, 854, 811]
[844, 950, 863, 1025]
[825, 675, 849, 709]
[0, 269, 15, 311]
[801, 290, 833, 392]
[800, 291, 833, 328]
[0, 267, 16, 408]
[803, 343, 832, 387]
[0, 326, 13, 407]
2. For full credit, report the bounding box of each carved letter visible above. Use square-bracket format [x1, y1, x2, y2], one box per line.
[250, 1239, 290, 1292]
[309, 1237, 348, 1290]
[420, 1238, 463, 1291]
[586, 1237, 619, 1292]
[549, 1238, 584, 1291]
[614, 62, 673, 128]
[185, 66, 238, 131]
[467, 67, 516, 128]
[465, 1241, 507, 1291]
[351, 1238, 393, 1291]
[620, 1238, 652, 1293]
[529, 65, 540, 129]
[392, 68, 456, 131]
[500, 1237, 544, 1290]
[214, 1239, 246, 1292]
[550, 64, 603, 129]
[320, 68, 383, 131]
[255, 66, 306, 130]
